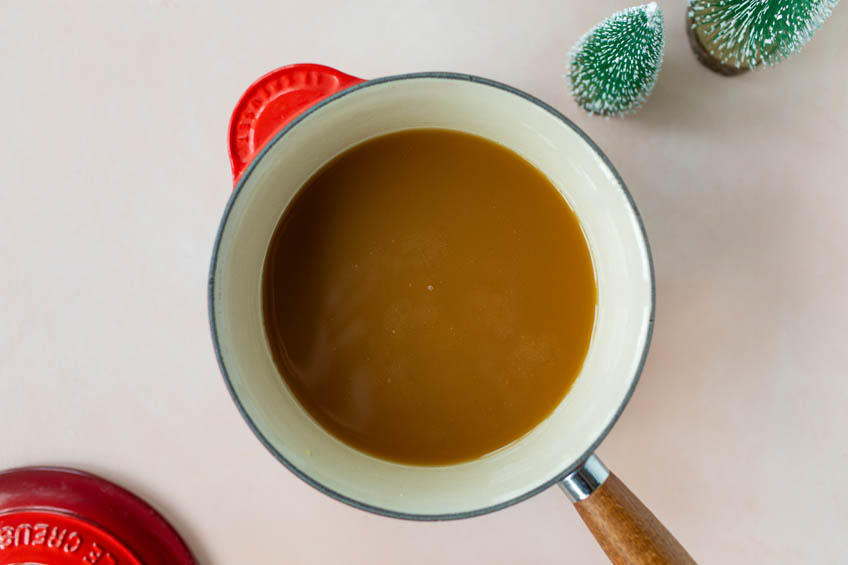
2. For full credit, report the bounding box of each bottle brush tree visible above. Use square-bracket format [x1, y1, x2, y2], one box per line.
[567, 3, 665, 117]
[687, 0, 840, 75]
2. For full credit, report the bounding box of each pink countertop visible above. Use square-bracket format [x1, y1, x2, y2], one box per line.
[2, 1, 846, 562]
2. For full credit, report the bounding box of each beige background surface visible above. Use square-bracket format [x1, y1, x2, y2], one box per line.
[2, 1, 846, 563]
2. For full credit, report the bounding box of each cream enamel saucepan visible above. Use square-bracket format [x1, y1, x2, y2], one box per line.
[210, 64, 694, 564]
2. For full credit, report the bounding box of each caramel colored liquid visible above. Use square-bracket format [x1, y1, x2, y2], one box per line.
[263, 129, 596, 465]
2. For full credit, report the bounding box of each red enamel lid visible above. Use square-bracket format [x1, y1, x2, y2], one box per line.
[0, 467, 195, 565]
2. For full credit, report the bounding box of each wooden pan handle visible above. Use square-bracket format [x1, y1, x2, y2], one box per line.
[561, 455, 695, 564]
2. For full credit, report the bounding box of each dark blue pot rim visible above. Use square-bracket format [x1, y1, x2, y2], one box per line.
[208, 71, 656, 521]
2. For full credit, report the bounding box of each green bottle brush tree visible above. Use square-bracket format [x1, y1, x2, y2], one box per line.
[687, 0, 840, 75]
[567, 3, 665, 117]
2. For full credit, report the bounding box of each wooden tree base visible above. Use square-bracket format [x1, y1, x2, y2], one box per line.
[686, 11, 749, 76]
